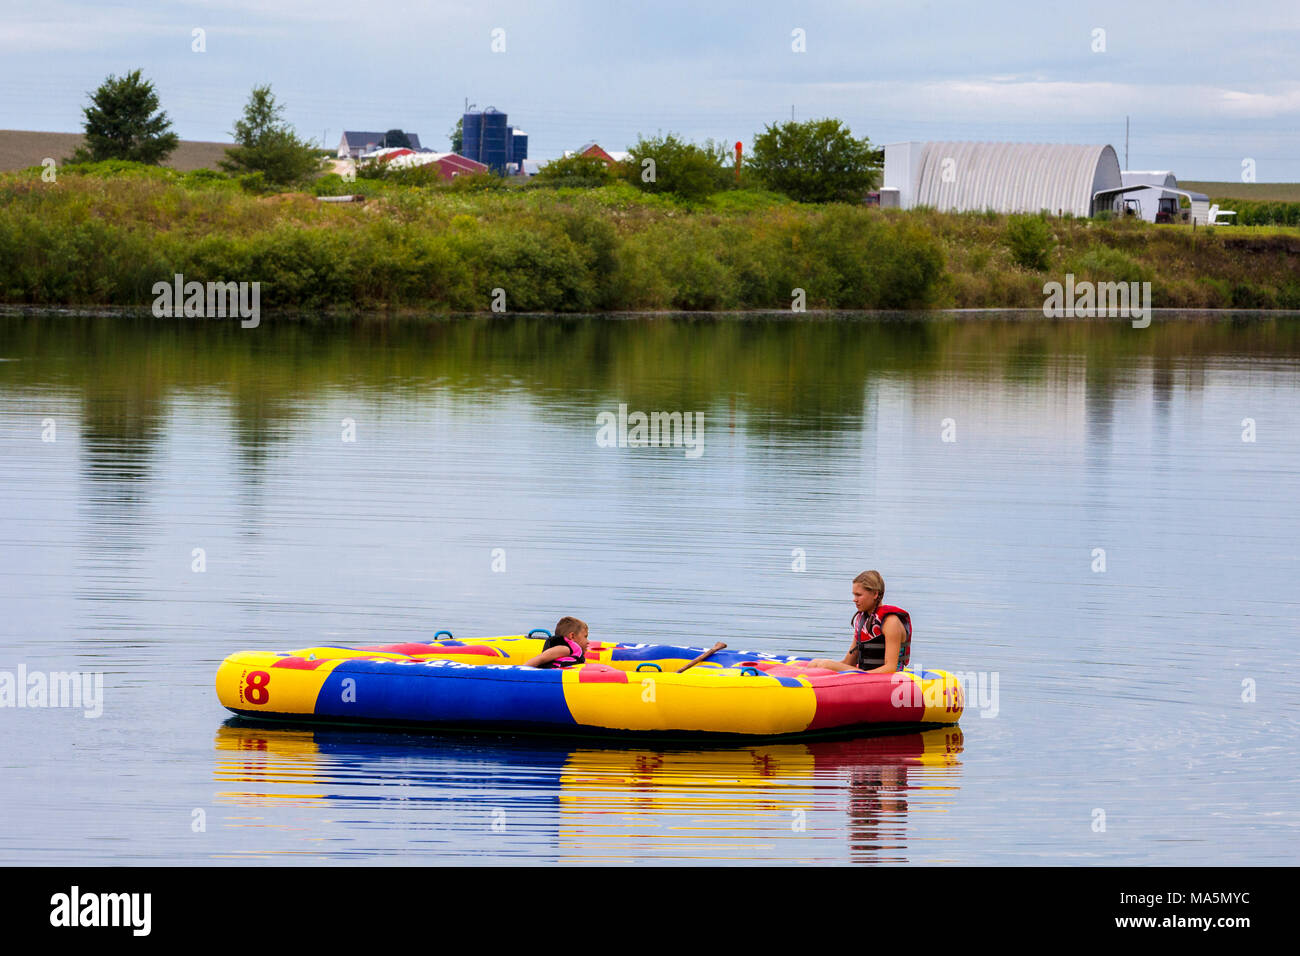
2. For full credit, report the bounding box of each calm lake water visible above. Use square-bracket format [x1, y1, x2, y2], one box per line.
[2, 311, 1298, 865]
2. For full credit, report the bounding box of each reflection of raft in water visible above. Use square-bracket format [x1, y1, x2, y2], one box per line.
[212, 723, 963, 863]
[215, 635, 964, 740]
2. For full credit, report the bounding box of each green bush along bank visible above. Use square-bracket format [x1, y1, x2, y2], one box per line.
[2, 166, 1298, 312]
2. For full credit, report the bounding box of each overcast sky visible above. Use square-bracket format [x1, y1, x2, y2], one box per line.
[3, 0, 1298, 179]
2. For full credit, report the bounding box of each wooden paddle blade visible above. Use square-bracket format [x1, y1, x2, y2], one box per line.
[677, 641, 728, 673]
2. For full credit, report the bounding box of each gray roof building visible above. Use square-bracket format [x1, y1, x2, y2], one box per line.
[337, 130, 422, 158]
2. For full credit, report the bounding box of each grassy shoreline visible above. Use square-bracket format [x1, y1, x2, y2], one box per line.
[3, 165, 1299, 313]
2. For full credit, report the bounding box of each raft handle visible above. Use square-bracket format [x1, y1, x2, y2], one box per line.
[740, 667, 761, 677]
[527, 629, 552, 639]
[636, 663, 663, 673]
[432, 630, 453, 641]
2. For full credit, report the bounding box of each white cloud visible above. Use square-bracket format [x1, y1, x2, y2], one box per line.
[802, 77, 1300, 124]
[1216, 88, 1300, 118]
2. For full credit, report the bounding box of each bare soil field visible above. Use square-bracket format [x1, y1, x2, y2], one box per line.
[0, 130, 231, 172]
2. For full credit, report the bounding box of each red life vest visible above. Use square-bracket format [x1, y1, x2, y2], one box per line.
[852, 604, 912, 670]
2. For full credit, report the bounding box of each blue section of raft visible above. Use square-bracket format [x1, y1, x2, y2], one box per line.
[607, 644, 796, 668]
[315, 659, 577, 727]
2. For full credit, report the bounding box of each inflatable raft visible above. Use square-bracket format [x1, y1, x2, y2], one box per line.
[215, 633, 964, 739]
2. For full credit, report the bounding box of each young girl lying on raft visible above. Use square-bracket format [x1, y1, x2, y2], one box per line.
[524, 617, 590, 668]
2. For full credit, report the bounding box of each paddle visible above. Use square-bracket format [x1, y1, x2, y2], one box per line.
[677, 642, 727, 673]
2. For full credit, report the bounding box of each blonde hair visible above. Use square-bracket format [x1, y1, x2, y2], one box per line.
[853, 570, 885, 614]
[553, 616, 587, 639]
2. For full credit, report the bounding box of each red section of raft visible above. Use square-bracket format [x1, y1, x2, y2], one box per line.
[356, 643, 502, 656]
[746, 661, 929, 730]
[271, 656, 333, 670]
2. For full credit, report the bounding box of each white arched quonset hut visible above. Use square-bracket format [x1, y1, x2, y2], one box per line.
[881, 141, 1123, 217]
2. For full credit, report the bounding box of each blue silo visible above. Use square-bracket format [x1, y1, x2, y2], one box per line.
[512, 130, 528, 163]
[478, 108, 508, 173]
[462, 111, 482, 161]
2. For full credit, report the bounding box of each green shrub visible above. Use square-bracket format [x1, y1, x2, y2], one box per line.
[876, 222, 946, 308]
[237, 171, 268, 193]
[780, 207, 945, 308]
[1070, 246, 1150, 284]
[441, 171, 507, 193]
[528, 155, 613, 189]
[548, 209, 621, 308]
[748, 118, 879, 203]
[179, 168, 236, 190]
[621, 134, 731, 202]
[579, 181, 676, 211]
[1230, 283, 1272, 308]
[652, 233, 737, 310]
[60, 159, 177, 181]
[1196, 277, 1231, 307]
[312, 173, 353, 196]
[0, 210, 169, 303]
[1278, 282, 1300, 309]
[1005, 213, 1055, 270]
[708, 189, 791, 212]
[243, 227, 351, 308]
[477, 226, 596, 311]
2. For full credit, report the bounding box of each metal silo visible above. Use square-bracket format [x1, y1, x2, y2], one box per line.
[462, 111, 482, 161]
[479, 108, 508, 173]
[512, 130, 527, 163]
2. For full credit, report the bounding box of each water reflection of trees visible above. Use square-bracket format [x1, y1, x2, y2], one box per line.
[4, 313, 1296, 474]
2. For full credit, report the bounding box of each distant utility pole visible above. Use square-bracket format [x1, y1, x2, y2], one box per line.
[1125, 116, 1129, 170]
[792, 104, 795, 122]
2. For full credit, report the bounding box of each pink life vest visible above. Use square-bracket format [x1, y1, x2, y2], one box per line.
[539, 634, 585, 668]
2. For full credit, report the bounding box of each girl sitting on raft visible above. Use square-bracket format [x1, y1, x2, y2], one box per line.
[524, 617, 590, 668]
[809, 570, 912, 674]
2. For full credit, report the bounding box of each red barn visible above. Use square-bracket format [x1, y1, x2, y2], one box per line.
[375, 149, 489, 180]
[577, 142, 615, 164]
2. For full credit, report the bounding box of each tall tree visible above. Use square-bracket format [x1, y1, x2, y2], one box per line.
[749, 119, 880, 203]
[220, 85, 322, 185]
[69, 69, 179, 164]
[449, 117, 463, 154]
[383, 129, 412, 149]
[621, 133, 731, 201]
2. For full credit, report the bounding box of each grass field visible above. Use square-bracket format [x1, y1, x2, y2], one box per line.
[1180, 181, 1300, 202]
[0, 130, 232, 173]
